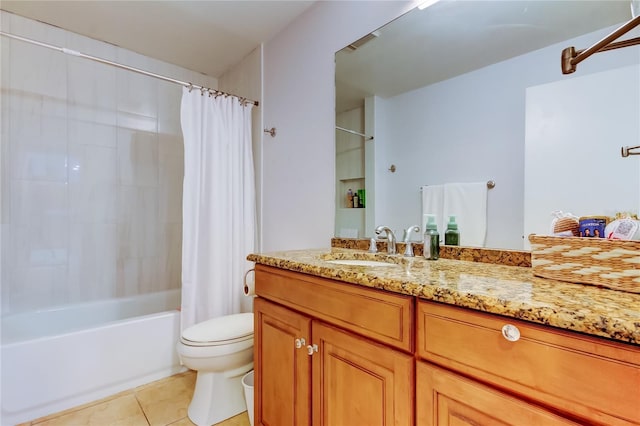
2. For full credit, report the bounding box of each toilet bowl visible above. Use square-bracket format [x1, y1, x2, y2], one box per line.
[177, 312, 254, 426]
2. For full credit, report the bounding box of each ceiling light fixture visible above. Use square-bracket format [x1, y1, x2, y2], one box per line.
[418, 0, 439, 10]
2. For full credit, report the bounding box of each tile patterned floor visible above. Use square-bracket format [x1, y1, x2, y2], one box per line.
[18, 371, 251, 426]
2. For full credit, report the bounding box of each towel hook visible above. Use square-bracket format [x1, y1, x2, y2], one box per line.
[621, 145, 640, 157]
[264, 127, 276, 137]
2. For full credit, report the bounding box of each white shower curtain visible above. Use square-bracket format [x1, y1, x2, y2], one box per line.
[180, 88, 256, 331]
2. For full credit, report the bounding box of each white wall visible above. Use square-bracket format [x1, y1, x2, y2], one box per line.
[262, 1, 416, 251]
[524, 64, 640, 247]
[375, 59, 527, 249]
[371, 24, 640, 250]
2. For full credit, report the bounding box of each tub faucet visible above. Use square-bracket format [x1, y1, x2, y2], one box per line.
[403, 225, 421, 257]
[374, 225, 397, 255]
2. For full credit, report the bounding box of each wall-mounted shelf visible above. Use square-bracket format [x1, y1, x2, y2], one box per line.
[339, 177, 365, 209]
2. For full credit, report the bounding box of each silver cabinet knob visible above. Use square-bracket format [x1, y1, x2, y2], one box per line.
[294, 338, 306, 349]
[307, 344, 318, 355]
[501, 324, 521, 342]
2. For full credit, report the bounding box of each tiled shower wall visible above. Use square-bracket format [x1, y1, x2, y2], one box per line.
[0, 11, 217, 315]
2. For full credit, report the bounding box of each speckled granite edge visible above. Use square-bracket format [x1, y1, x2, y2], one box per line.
[248, 248, 640, 346]
[331, 238, 532, 267]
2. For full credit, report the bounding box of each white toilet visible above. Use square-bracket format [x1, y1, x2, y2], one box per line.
[176, 312, 254, 426]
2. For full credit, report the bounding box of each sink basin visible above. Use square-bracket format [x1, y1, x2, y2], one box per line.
[325, 259, 399, 267]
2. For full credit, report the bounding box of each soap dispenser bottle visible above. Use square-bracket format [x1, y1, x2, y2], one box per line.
[423, 214, 439, 260]
[445, 215, 460, 246]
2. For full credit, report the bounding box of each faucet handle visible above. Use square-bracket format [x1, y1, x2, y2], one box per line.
[403, 225, 420, 243]
[403, 225, 420, 257]
[369, 238, 378, 253]
[403, 244, 414, 257]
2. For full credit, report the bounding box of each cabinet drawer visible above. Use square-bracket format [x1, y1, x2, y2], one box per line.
[417, 362, 579, 426]
[255, 265, 414, 352]
[417, 300, 640, 425]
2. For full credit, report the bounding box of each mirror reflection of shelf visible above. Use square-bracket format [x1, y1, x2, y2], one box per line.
[336, 104, 368, 238]
[339, 177, 365, 208]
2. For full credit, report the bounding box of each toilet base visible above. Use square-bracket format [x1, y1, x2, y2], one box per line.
[187, 365, 252, 426]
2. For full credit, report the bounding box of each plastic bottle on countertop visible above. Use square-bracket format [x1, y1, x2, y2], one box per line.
[423, 214, 439, 260]
[445, 215, 460, 246]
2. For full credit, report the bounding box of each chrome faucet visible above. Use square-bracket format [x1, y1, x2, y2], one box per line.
[403, 225, 420, 257]
[374, 225, 397, 255]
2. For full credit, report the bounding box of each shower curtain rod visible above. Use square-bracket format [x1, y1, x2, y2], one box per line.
[0, 30, 259, 107]
[336, 126, 374, 140]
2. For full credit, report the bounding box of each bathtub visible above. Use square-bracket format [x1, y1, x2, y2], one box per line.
[1, 289, 185, 425]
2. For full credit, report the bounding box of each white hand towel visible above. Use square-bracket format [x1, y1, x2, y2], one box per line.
[421, 185, 444, 233]
[443, 182, 488, 247]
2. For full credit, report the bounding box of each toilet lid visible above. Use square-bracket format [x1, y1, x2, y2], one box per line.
[182, 312, 254, 344]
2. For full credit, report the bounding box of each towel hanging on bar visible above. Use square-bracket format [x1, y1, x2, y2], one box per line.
[421, 180, 496, 190]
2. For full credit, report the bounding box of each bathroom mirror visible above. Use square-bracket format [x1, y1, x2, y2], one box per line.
[335, 0, 640, 250]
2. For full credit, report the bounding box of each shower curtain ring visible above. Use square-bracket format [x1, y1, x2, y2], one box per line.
[187, 83, 193, 93]
[200, 87, 206, 96]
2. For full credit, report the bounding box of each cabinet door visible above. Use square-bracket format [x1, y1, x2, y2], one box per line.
[312, 322, 414, 426]
[254, 298, 312, 426]
[416, 362, 579, 426]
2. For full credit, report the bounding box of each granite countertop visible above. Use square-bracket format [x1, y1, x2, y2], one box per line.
[247, 247, 640, 346]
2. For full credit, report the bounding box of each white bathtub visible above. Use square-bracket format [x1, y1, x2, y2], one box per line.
[1, 289, 185, 425]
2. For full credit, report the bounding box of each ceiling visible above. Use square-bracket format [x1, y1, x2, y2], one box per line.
[0, 0, 316, 78]
[3, 0, 636, 105]
[336, 0, 637, 112]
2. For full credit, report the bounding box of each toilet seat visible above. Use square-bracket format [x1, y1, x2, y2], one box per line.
[181, 312, 253, 347]
[180, 334, 253, 347]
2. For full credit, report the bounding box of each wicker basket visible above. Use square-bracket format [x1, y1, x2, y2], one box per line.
[529, 234, 640, 293]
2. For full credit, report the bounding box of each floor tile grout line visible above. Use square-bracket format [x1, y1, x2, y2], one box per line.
[133, 391, 152, 426]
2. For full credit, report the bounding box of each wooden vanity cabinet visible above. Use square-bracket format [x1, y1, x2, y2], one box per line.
[254, 265, 415, 426]
[254, 264, 640, 426]
[417, 300, 640, 426]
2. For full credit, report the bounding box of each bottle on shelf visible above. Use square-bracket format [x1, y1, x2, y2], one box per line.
[423, 214, 439, 260]
[445, 215, 460, 246]
[346, 189, 353, 208]
[353, 191, 359, 208]
[357, 189, 365, 208]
